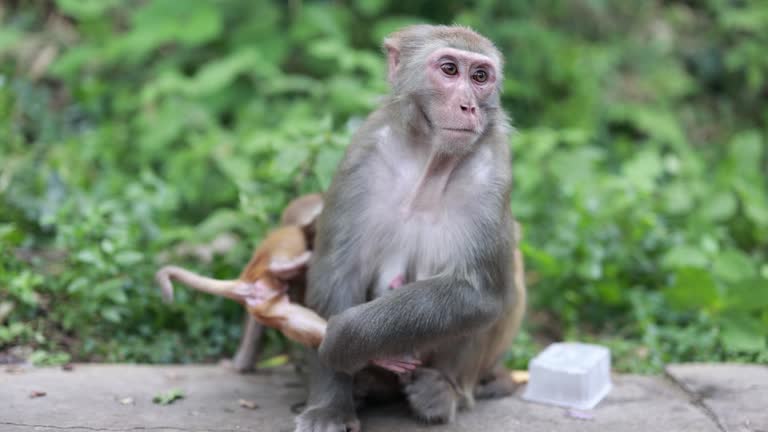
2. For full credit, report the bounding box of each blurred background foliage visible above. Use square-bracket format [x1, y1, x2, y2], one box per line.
[0, 0, 767, 372]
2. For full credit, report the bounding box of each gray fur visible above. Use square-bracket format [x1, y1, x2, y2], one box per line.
[296, 25, 524, 432]
[403, 367, 458, 423]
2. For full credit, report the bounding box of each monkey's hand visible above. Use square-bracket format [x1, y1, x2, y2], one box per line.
[319, 276, 503, 374]
[370, 355, 421, 374]
[319, 312, 422, 374]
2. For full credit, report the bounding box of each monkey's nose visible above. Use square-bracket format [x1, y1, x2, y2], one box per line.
[460, 104, 477, 115]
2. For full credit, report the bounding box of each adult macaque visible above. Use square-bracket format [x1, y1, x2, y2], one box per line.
[156, 194, 421, 374]
[296, 25, 525, 432]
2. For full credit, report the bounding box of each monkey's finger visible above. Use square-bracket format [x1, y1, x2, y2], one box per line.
[392, 359, 421, 368]
[372, 362, 407, 374]
[395, 353, 422, 366]
[371, 359, 420, 374]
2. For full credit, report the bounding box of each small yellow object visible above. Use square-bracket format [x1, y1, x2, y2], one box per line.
[510, 370, 529, 384]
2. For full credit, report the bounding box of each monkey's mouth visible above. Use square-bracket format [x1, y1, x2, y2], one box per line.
[441, 127, 477, 134]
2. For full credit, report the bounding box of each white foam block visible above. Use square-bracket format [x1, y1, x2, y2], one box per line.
[522, 342, 612, 410]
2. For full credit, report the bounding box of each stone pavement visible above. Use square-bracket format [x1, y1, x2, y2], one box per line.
[0, 363, 765, 432]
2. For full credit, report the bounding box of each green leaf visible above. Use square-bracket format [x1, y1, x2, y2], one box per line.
[724, 278, 768, 312]
[550, 147, 604, 187]
[733, 178, 768, 227]
[313, 147, 344, 190]
[622, 150, 663, 192]
[153, 388, 185, 405]
[728, 132, 763, 178]
[699, 190, 737, 222]
[662, 245, 709, 269]
[713, 249, 756, 283]
[664, 267, 720, 310]
[55, 0, 121, 18]
[270, 146, 310, 179]
[663, 182, 694, 214]
[520, 243, 560, 275]
[101, 308, 122, 323]
[75, 249, 102, 266]
[114, 251, 143, 266]
[29, 350, 72, 367]
[0, 28, 23, 53]
[355, 0, 387, 17]
[720, 315, 767, 353]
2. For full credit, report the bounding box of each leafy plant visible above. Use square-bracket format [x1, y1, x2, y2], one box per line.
[152, 388, 185, 405]
[1, 0, 766, 372]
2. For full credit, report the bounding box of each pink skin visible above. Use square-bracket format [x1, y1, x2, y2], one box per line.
[371, 356, 420, 374]
[425, 47, 497, 137]
[388, 274, 405, 290]
[379, 273, 420, 373]
[233, 280, 287, 306]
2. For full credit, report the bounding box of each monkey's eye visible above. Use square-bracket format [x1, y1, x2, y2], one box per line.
[440, 63, 458, 76]
[473, 70, 488, 83]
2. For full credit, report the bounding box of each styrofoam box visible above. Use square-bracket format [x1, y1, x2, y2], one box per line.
[522, 342, 612, 410]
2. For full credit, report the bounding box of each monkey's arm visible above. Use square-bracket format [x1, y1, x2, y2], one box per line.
[318, 274, 503, 374]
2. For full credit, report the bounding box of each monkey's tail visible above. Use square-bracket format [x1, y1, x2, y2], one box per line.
[155, 265, 243, 304]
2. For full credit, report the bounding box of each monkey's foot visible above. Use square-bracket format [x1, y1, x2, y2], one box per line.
[474, 366, 517, 399]
[404, 368, 458, 424]
[371, 355, 421, 374]
[270, 251, 312, 280]
[294, 406, 360, 432]
[233, 280, 287, 307]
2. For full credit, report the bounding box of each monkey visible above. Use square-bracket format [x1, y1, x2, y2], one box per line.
[157, 193, 323, 372]
[155, 194, 422, 374]
[232, 193, 324, 371]
[294, 25, 526, 432]
[156, 225, 326, 345]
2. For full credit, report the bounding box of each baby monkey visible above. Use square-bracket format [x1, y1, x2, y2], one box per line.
[155, 194, 419, 373]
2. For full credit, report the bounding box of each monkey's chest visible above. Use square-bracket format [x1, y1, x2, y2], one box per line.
[365, 209, 470, 298]
[363, 155, 481, 298]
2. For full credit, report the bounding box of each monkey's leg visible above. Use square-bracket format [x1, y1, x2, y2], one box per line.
[231, 315, 263, 373]
[296, 254, 363, 432]
[155, 265, 245, 302]
[475, 242, 526, 400]
[401, 333, 488, 424]
[295, 351, 360, 432]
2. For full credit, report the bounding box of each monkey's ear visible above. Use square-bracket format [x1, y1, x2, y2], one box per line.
[383, 37, 400, 84]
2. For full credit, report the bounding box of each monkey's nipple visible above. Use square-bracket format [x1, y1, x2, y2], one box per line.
[388, 274, 405, 290]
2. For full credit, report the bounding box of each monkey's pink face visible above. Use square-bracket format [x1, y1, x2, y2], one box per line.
[426, 47, 498, 142]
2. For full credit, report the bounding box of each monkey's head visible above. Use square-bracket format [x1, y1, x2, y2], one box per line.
[384, 25, 504, 155]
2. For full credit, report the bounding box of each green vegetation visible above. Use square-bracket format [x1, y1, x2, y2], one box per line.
[1, 1, 766, 372]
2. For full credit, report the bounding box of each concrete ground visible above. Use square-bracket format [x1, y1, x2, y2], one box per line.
[1, 363, 765, 432]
